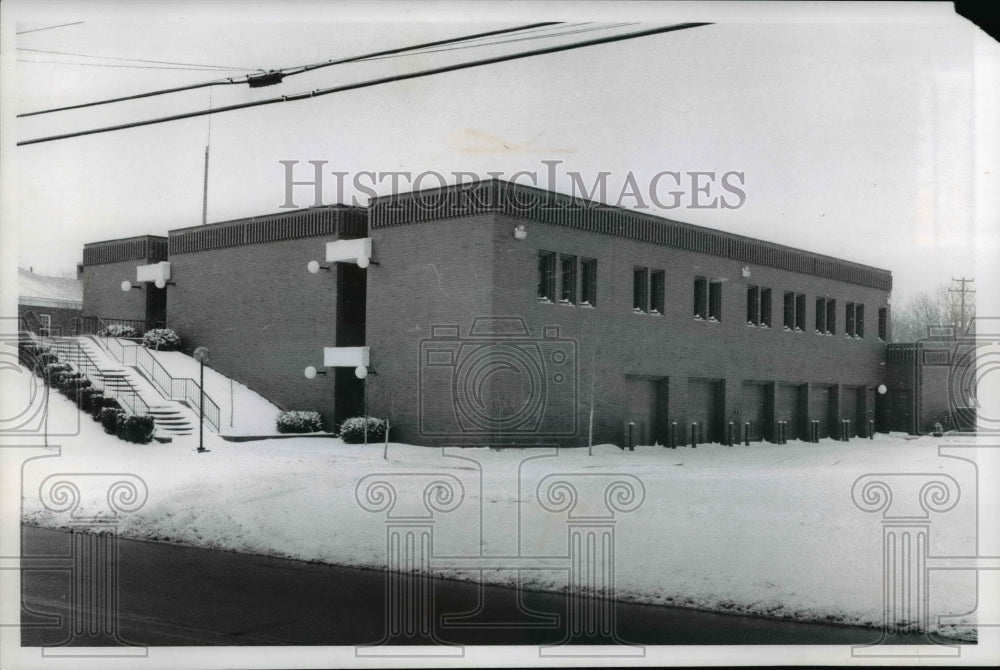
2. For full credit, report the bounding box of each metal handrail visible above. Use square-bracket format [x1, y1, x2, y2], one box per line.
[46, 335, 151, 417]
[96, 334, 220, 432]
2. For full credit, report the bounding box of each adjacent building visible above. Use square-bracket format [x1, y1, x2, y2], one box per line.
[17, 267, 83, 336]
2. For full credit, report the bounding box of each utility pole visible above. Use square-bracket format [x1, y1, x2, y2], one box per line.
[948, 277, 975, 331]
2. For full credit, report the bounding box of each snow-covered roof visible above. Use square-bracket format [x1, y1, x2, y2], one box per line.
[18, 268, 83, 309]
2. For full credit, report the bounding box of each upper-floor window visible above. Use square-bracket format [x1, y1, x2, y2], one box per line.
[815, 297, 828, 334]
[633, 267, 649, 313]
[580, 258, 597, 306]
[539, 251, 596, 307]
[538, 251, 556, 302]
[878, 307, 888, 341]
[826, 299, 837, 335]
[709, 281, 722, 321]
[784, 291, 806, 331]
[747, 286, 759, 325]
[694, 277, 707, 319]
[650, 270, 665, 315]
[846, 302, 864, 338]
[560, 255, 577, 304]
[747, 286, 771, 326]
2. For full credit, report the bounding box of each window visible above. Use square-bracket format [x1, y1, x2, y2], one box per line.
[747, 286, 772, 327]
[650, 270, 665, 314]
[38, 313, 51, 336]
[826, 299, 836, 335]
[694, 277, 708, 319]
[560, 255, 577, 304]
[878, 307, 888, 341]
[633, 267, 649, 312]
[747, 286, 759, 325]
[846, 302, 864, 338]
[783, 292, 806, 331]
[709, 281, 722, 321]
[815, 297, 827, 333]
[580, 258, 597, 306]
[537, 251, 556, 301]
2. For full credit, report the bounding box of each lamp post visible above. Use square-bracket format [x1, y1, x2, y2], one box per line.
[193, 346, 209, 453]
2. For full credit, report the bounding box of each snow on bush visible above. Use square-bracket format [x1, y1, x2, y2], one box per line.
[339, 416, 387, 444]
[99, 324, 138, 338]
[90, 397, 120, 421]
[276, 410, 323, 434]
[142, 328, 182, 351]
[99, 407, 125, 435]
[119, 415, 155, 444]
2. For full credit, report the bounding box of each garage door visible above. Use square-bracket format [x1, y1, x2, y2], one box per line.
[811, 385, 837, 439]
[741, 382, 770, 442]
[688, 378, 723, 443]
[841, 387, 864, 437]
[775, 383, 804, 440]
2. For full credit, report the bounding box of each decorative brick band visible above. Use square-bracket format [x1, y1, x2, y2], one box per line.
[370, 179, 891, 291]
[168, 206, 367, 255]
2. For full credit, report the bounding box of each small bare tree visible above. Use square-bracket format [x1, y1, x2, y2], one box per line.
[891, 281, 974, 343]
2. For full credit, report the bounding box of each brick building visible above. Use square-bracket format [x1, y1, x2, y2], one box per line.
[78, 179, 900, 446]
[17, 268, 83, 336]
[81, 235, 169, 332]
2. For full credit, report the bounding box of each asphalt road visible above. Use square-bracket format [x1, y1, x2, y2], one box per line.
[19, 525, 903, 647]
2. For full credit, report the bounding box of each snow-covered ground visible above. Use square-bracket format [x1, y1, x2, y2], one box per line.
[11, 364, 987, 641]
[115, 340, 282, 436]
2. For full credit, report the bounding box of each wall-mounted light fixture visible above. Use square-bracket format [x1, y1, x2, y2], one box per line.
[877, 384, 887, 395]
[305, 346, 374, 380]
[513, 224, 528, 240]
[309, 237, 379, 273]
[306, 261, 333, 274]
[121, 280, 143, 292]
[741, 266, 751, 278]
[303, 365, 328, 379]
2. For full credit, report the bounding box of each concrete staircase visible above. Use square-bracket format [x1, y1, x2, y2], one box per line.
[48, 336, 197, 436]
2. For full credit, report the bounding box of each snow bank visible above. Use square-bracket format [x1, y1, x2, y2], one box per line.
[15, 374, 984, 641]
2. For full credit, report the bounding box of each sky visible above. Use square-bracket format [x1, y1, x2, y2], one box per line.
[1, 1, 994, 309]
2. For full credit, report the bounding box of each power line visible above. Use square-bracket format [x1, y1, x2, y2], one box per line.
[16, 21, 85, 35]
[18, 22, 561, 118]
[18, 22, 710, 147]
[363, 21, 639, 62]
[17, 59, 253, 72]
[17, 47, 258, 71]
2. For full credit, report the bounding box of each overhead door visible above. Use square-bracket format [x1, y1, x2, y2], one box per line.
[775, 383, 804, 440]
[688, 378, 723, 443]
[842, 387, 861, 438]
[741, 382, 771, 442]
[810, 385, 837, 439]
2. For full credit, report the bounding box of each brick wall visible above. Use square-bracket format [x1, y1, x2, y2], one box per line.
[81, 260, 152, 322]
[168, 234, 363, 431]
[368, 210, 891, 448]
